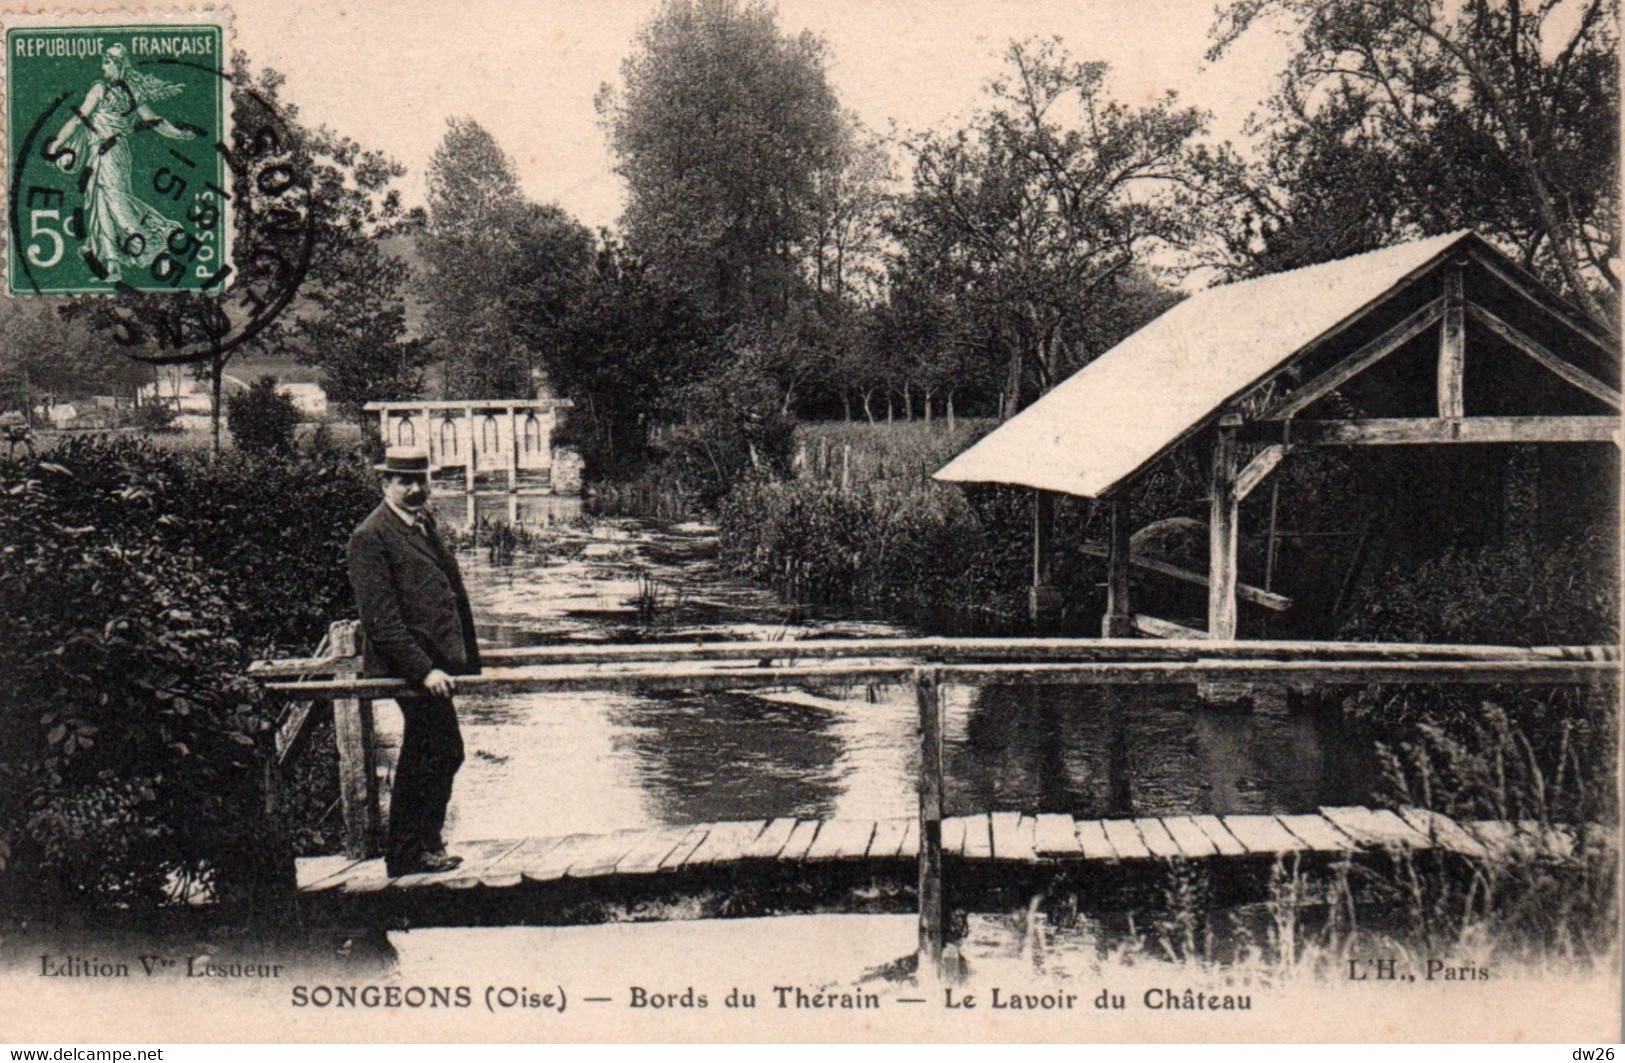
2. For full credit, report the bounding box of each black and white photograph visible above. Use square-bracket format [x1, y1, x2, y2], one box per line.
[0, 0, 1618, 1044]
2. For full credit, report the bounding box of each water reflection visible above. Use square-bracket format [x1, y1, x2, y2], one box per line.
[389, 517, 1376, 843]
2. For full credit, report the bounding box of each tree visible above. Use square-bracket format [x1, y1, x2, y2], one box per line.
[287, 128, 422, 427]
[600, 0, 845, 323]
[0, 301, 151, 420]
[1210, 0, 1619, 324]
[226, 376, 300, 454]
[421, 119, 592, 399]
[541, 237, 713, 476]
[889, 38, 1229, 416]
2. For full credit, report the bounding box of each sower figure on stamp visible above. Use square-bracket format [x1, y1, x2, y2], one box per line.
[347, 447, 481, 877]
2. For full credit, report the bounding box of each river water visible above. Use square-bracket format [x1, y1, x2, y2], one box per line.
[371, 516, 1378, 847]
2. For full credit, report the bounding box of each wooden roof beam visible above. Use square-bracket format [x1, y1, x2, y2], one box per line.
[1465, 248, 1620, 357]
[1268, 297, 1445, 420]
[1244, 416, 1619, 446]
[1466, 302, 1621, 409]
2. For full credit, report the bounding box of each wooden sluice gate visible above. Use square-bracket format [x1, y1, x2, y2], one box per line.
[252, 632, 1618, 967]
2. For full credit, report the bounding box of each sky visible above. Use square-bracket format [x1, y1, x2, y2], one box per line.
[230, 0, 1295, 232]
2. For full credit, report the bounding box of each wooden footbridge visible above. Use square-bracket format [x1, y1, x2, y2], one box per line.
[252, 632, 1616, 969]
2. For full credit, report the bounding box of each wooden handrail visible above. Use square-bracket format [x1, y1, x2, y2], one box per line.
[247, 636, 1617, 679]
[256, 654, 1618, 700]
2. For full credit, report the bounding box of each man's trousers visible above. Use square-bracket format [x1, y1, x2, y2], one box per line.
[386, 693, 465, 869]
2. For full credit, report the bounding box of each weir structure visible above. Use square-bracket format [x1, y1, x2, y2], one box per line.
[251, 632, 1618, 977]
[367, 399, 580, 527]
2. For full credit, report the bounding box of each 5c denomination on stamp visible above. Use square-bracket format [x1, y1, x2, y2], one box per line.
[6, 16, 229, 295]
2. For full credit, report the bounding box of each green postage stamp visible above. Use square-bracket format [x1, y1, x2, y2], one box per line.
[5, 14, 229, 295]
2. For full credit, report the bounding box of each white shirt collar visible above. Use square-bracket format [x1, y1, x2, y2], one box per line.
[386, 498, 425, 529]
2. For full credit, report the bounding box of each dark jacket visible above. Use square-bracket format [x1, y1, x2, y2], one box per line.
[346, 503, 481, 685]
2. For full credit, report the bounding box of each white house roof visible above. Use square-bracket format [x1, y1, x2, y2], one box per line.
[934, 230, 1478, 498]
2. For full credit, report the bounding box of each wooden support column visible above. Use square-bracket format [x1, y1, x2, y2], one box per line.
[1029, 489, 1058, 620]
[1439, 265, 1466, 419]
[464, 410, 477, 528]
[1208, 415, 1241, 640]
[507, 405, 520, 525]
[329, 621, 381, 860]
[378, 408, 389, 448]
[1103, 497, 1134, 637]
[915, 667, 945, 979]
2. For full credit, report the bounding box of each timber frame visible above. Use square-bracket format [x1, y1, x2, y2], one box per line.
[1020, 234, 1620, 639]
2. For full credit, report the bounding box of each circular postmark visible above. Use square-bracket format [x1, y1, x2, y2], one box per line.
[8, 33, 314, 366]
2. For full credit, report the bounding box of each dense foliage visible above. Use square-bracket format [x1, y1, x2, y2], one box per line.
[0, 438, 375, 912]
[226, 377, 302, 455]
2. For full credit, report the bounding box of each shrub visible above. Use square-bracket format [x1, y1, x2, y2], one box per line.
[0, 454, 269, 909]
[0, 437, 379, 910]
[226, 377, 302, 455]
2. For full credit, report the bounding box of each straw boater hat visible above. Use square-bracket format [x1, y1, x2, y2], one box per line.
[375, 446, 431, 476]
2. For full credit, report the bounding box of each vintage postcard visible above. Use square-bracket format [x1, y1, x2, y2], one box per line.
[0, 0, 1618, 1045]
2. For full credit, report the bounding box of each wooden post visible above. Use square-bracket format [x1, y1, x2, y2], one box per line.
[377, 408, 388, 449]
[841, 445, 851, 494]
[1208, 415, 1241, 639]
[915, 667, 945, 979]
[464, 409, 477, 529]
[329, 621, 381, 860]
[1029, 490, 1056, 620]
[1439, 265, 1466, 419]
[1103, 497, 1133, 637]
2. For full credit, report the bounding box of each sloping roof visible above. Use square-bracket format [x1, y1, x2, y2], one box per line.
[934, 230, 1477, 498]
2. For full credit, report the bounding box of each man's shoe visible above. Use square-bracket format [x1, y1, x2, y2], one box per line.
[419, 850, 463, 872]
[386, 851, 463, 877]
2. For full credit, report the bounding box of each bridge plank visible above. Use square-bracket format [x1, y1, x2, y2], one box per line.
[297, 855, 362, 891]
[431, 839, 530, 889]
[335, 862, 394, 893]
[1320, 806, 1431, 849]
[807, 819, 876, 861]
[469, 836, 563, 888]
[743, 818, 798, 860]
[1035, 814, 1082, 857]
[389, 839, 517, 889]
[990, 812, 1034, 861]
[566, 830, 650, 877]
[899, 818, 919, 859]
[941, 817, 968, 856]
[1397, 807, 1489, 860]
[1190, 815, 1247, 856]
[779, 820, 821, 861]
[687, 821, 768, 866]
[1466, 820, 1523, 860]
[1074, 819, 1116, 860]
[1219, 815, 1307, 854]
[659, 825, 712, 870]
[521, 834, 610, 883]
[1101, 819, 1151, 859]
[1518, 820, 1576, 860]
[1275, 815, 1358, 853]
[962, 814, 993, 860]
[867, 819, 910, 859]
[1159, 816, 1218, 858]
[1133, 817, 1183, 859]
[615, 827, 693, 875]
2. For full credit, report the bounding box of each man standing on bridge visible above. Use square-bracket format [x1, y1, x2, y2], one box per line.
[347, 446, 482, 877]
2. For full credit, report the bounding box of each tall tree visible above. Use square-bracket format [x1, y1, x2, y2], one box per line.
[599, 0, 845, 323]
[421, 118, 592, 398]
[1210, 0, 1619, 325]
[287, 128, 423, 428]
[889, 38, 1229, 416]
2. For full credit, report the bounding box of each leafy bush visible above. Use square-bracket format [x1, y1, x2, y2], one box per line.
[127, 401, 179, 434]
[0, 437, 378, 911]
[226, 376, 302, 455]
